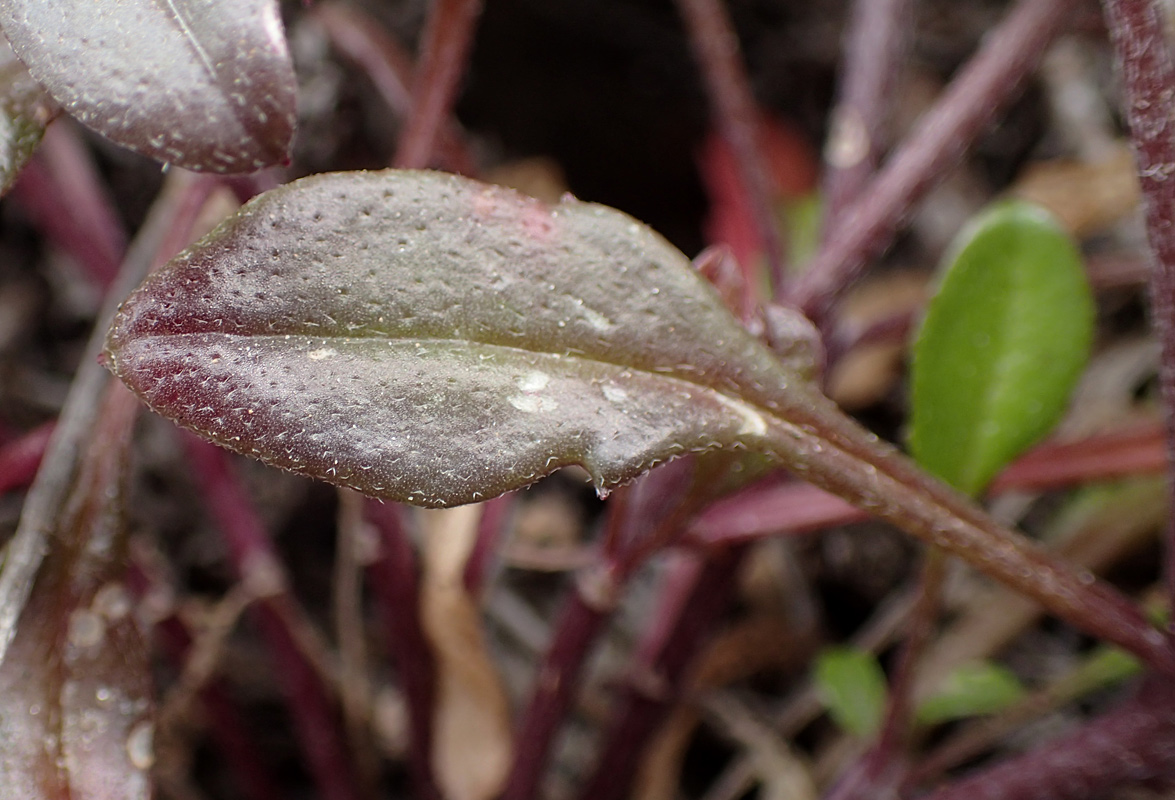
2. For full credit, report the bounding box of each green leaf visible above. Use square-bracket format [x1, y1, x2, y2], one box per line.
[909, 200, 1093, 496]
[916, 661, 1025, 726]
[0, 0, 295, 172]
[0, 35, 55, 195]
[813, 647, 888, 738]
[105, 170, 818, 506]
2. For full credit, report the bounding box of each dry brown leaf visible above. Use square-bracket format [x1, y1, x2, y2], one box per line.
[0, 383, 153, 799]
[1011, 144, 1140, 237]
[419, 506, 513, 800]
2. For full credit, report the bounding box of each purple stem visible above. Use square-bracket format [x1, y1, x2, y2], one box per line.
[1100, 0, 1175, 622]
[183, 437, 365, 800]
[392, 0, 484, 170]
[364, 500, 442, 800]
[821, 0, 911, 236]
[462, 493, 515, 598]
[575, 546, 746, 800]
[916, 675, 1175, 800]
[314, 1, 477, 175]
[675, 0, 787, 296]
[500, 563, 619, 800]
[11, 121, 126, 289]
[0, 422, 54, 495]
[790, 0, 1079, 325]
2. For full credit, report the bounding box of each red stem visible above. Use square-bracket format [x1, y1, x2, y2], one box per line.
[1101, 0, 1175, 623]
[0, 422, 55, 495]
[821, 0, 911, 235]
[462, 493, 514, 598]
[392, 0, 484, 170]
[500, 563, 618, 800]
[576, 547, 745, 800]
[10, 121, 126, 289]
[790, 0, 1079, 325]
[916, 675, 1175, 800]
[675, 0, 787, 297]
[183, 438, 365, 800]
[364, 500, 442, 800]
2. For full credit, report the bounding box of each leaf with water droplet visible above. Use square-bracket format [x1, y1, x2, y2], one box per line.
[105, 169, 824, 506]
[0, 34, 56, 194]
[103, 171, 1169, 671]
[0, 385, 153, 799]
[909, 201, 1093, 496]
[0, 0, 295, 172]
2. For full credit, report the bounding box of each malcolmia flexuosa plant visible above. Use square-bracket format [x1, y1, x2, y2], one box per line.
[1, 0, 1175, 798]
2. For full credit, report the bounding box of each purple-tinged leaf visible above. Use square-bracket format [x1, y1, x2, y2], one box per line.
[0, 384, 153, 800]
[105, 169, 806, 506]
[0, 34, 55, 194]
[0, 0, 295, 173]
[104, 171, 1174, 675]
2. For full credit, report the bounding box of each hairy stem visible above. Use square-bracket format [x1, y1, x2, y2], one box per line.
[392, 0, 484, 170]
[675, 0, 787, 296]
[1101, 0, 1175, 621]
[755, 394, 1175, 673]
[790, 0, 1078, 325]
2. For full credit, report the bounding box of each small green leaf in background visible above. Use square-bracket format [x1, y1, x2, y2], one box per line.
[814, 647, 888, 738]
[916, 661, 1025, 726]
[909, 200, 1094, 496]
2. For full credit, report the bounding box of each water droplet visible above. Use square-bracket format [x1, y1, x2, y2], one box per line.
[126, 721, 155, 770]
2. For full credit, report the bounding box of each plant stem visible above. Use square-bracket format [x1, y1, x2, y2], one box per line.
[576, 546, 745, 800]
[500, 562, 619, 800]
[755, 396, 1175, 673]
[365, 500, 442, 800]
[462, 493, 514, 598]
[0, 169, 202, 669]
[392, 0, 484, 170]
[1101, 0, 1175, 623]
[185, 439, 365, 800]
[315, 1, 477, 175]
[821, 0, 911, 236]
[675, 0, 787, 296]
[790, 0, 1079, 325]
[919, 675, 1175, 800]
[0, 422, 54, 495]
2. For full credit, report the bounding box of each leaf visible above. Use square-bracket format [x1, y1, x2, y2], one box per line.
[0, 34, 55, 194]
[915, 661, 1025, 726]
[813, 647, 887, 738]
[0, 384, 153, 799]
[0, 0, 295, 172]
[105, 169, 813, 507]
[909, 200, 1094, 496]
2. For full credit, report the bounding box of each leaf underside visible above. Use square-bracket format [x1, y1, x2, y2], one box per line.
[0, 0, 295, 172]
[106, 170, 816, 506]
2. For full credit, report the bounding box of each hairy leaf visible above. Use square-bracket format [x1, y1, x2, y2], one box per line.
[0, 34, 55, 194]
[0, 384, 153, 799]
[0, 0, 295, 172]
[105, 170, 811, 506]
[909, 201, 1093, 496]
[813, 647, 887, 738]
[103, 171, 1175, 672]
